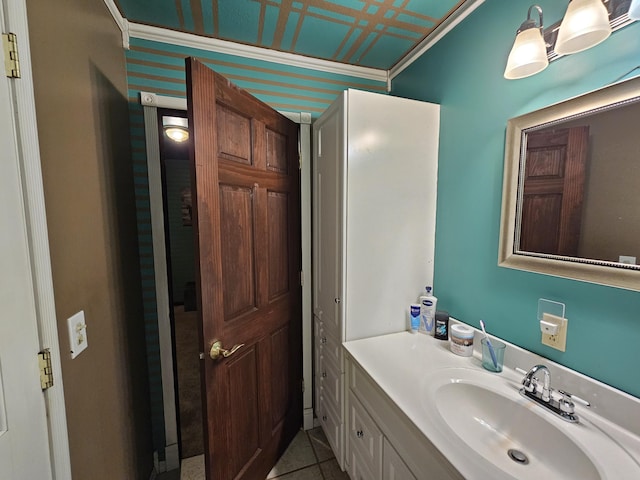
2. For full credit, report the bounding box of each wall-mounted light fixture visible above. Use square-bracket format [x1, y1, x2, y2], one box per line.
[504, 5, 548, 79]
[555, 0, 611, 55]
[162, 116, 189, 143]
[504, 0, 636, 80]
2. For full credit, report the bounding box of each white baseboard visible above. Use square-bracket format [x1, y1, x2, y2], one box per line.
[303, 408, 315, 431]
[165, 443, 180, 471]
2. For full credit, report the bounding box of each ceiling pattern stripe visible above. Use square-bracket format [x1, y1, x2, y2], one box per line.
[129, 38, 387, 87]
[126, 37, 386, 115]
[127, 46, 386, 93]
[115, 0, 465, 69]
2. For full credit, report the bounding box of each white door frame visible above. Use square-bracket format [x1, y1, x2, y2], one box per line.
[2, 0, 71, 478]
[140, 92, 313, 469]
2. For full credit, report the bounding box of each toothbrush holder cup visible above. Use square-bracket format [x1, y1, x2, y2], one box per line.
[481, 338, 506, 373]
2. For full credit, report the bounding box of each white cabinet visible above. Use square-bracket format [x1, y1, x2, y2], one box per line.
[347, 392, 383, 480]
[346, 355, 463, 480]
[384, 439, 417, 480]
[313, 89, 440, 469]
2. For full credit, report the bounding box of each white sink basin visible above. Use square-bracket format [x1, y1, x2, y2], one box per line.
[421, 368, 639, 480]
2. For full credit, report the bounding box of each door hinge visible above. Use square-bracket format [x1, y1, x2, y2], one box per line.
[2, 33, 21, 78]
[38, 349, 54, 390]
[300, 270, 304, 286]
[301, 379, 305, 393]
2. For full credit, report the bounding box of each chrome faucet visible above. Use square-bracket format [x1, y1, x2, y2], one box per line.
[519, 364, 591, 423]
[522, 364, 551, 401]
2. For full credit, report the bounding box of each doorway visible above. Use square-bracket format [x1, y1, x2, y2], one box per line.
[157, 108, 204, 460]
[140, 92, 313, 473]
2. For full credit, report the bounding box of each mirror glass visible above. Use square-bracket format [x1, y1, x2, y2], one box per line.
[499, 77, 640, 291]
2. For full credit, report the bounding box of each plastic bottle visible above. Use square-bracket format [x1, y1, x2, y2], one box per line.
[419, 286, 437, 335]
[410, 304, 421, 333]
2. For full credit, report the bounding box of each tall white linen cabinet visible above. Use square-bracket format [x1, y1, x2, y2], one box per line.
[312, 89, 440, 470]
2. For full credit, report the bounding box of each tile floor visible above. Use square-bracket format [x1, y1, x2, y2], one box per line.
[157, 427, 349, 480]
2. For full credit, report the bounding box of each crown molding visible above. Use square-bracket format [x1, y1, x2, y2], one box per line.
[103, 0, 129, 48]
[128, 22, 388, 83]
[389, 0, 485, 81]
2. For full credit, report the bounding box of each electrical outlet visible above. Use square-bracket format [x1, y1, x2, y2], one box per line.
[67, 311, 88, 359]
[542, 315, 567, 352]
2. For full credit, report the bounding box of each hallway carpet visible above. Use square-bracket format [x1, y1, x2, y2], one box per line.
[174, 305, 204, 458]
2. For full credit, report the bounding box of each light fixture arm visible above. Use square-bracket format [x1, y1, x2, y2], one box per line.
[519, 5, 544, 33]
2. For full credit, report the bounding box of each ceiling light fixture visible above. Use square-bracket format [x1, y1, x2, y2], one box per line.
[504, 5, 549, 80]
[163, 116, 189, 143]
[555, 0, 611, 55]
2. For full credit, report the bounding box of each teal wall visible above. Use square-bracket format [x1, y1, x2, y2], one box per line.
[125, 38, 387, 453]
[392, 0, 640, 398]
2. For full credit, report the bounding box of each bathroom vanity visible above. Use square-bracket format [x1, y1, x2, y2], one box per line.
[343, 328, 640, 480]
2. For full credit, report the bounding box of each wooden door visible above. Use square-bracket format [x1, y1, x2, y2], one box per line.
[186, 59, 302, 480]
[519, 126, 589, 256]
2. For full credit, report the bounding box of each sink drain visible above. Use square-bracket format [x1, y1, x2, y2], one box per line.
[507, 449, 529, 465]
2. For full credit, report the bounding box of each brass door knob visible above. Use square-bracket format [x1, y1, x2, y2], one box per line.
[210, 340, 245, 360]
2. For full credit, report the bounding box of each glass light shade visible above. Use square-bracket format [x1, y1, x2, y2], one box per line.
[165, 127, 189, 142]
[555, 0, 611, 55]
[504, 28, 549, 80]
[629, 0, 640, 20]
[162, 115, 189, 143]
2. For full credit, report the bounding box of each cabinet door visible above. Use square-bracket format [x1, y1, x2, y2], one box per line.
[318, 390, 342, 462]
[313, 105, 343, 336]
[319, 351, 341, 411]
[347, 392, 382, 480]
[384, 438, 417, 480]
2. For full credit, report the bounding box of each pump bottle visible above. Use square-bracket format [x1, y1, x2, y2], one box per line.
[419, 286, 437, 335]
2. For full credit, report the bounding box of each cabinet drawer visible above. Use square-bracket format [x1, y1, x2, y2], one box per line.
[317, 325, 342, 371]
[347, 391, 383, 480]
[318, 354, 342, 411]
[384, 438, 417, 480]
[318, 392, 342, 461]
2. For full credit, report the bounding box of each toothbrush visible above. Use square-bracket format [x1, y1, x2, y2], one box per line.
[479, 319, 498, 369]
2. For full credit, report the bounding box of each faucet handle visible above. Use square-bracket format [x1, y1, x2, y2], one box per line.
[558, 390, 576, 414]
[558, 390, 591, 408]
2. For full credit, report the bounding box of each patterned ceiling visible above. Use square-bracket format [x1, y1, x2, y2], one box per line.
[115, 0, 467, 70]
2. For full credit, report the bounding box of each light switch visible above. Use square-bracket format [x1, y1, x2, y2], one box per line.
[67, 311, 88, 359]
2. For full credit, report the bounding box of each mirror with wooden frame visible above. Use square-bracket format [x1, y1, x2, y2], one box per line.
[499, 76, 640, 291]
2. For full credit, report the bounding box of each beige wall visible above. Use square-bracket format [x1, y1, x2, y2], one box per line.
[26, 0, 153, 478]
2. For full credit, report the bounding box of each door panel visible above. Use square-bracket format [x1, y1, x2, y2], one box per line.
[217, 106, 252, 164]
[266, 128, 288, 173]
[268, 191, 290, 299]
[227, 347, 261, 476]
[186, 58, 301, 480]
[270, 326, 290, 428]
[220, 184, 257, 320]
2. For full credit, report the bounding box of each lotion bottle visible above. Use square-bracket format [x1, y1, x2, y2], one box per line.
[419, 286, 437, 335]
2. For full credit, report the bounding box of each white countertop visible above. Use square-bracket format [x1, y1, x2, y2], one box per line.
[343, 329, 640, 480]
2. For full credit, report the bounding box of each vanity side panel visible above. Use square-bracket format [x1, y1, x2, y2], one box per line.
[344, 90, 440, 341]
